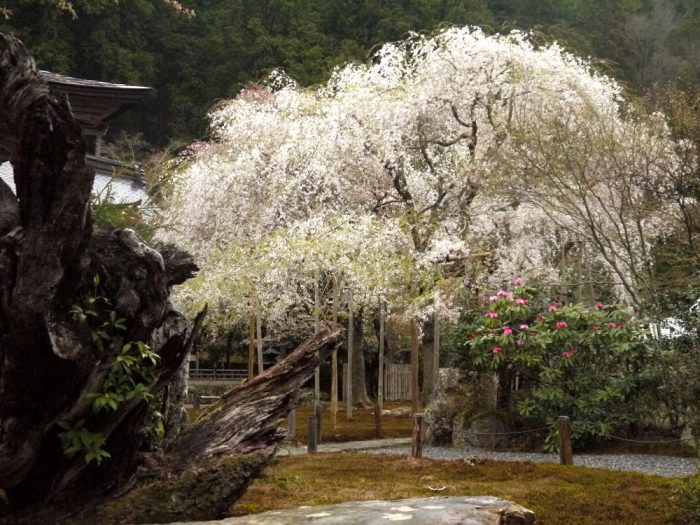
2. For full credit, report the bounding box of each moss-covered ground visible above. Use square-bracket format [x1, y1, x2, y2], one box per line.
[281, 402, 413, 444]
[234, 453, 682, 524]
[190, 401, 414, 444]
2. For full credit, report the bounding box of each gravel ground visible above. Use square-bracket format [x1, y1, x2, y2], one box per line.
[363, 444, 699, 478]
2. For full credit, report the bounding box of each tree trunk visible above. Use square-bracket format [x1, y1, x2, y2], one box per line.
[421, 319, 435, 405]
[351, 308, 371, 407]
[411, 320, 420, 414]
[0, 33, 344, 523]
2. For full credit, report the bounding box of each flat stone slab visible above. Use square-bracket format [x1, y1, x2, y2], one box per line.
[168, 496, 535, 524]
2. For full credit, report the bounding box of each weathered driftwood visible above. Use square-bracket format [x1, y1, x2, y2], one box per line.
[93, 327, 343, 524]
[0, 32, 343, 523]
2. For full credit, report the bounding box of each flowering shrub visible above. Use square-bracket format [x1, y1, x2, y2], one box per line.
[463, 279, 649, 450]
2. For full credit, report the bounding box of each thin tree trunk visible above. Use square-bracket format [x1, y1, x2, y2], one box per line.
[378, 299, 385, 412]
[313, 275, 320, 402]
[248, 315, 255, 379]
[346, 288, 353, 420]
[351, 307, 371, 407]
[256, 303, 263, 375]
[411, 319, 420, 414]
[330, 279, 339, 434]
[433, 311, 440, 395]
[421, 320, 434, 405]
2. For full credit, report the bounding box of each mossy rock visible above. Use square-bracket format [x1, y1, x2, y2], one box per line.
[92, 453, 268, 524]
[424, 370, 498, 446]
[453, 410, 511, 449]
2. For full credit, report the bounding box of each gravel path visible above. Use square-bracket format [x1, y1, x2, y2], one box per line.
[279, 437, 699, 478]
[365, 444, 699, 478]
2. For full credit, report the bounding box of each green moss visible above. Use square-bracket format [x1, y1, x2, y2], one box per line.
[236, 453, 682, 525]
[673, 473, 700, 524]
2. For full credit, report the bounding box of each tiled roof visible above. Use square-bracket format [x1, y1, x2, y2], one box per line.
[38, 71, 151, 134]
[40, 71, 150, 91]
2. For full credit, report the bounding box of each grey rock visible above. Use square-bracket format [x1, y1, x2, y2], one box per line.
[424, 370, 499, 447]
[167, 496, 535, 525]
[453, 412, 510, 449]
[681, 424, 697, 451]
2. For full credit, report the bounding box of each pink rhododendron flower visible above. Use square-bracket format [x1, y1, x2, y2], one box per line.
[515, 298, 528, 305]
[596, 303, 604, 309]
[517, 339, 525, 346]
[497, 290, 510, 298]
[514, 277, 525, 286]
[503, 326, 513, 336]
[492, 347, 502, 354]
[485, 312, 498, 318]
[489, 295, 498, 302]
[592, 325, 599, 331]
[608, 322, 618, 329]
[519, 323, 529, 330]
[562, 351, 570, 358]
[548, 305, 557, 311]
[556, 321, 568, 329]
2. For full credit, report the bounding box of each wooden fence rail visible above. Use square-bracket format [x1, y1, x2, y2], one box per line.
[188, 368, 248, 381]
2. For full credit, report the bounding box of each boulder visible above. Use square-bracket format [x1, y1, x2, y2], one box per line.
[453, 411, 510, 449]
[169, 496, 535, 524]
[423, 369, 498, 446]
[682, 423, 697, 451]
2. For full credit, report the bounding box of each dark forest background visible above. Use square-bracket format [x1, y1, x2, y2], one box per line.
[1, 0, 698, 149]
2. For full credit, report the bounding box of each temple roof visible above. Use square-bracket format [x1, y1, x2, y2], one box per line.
[39, 70, 151, 134]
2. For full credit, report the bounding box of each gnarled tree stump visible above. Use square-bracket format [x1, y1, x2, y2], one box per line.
[0, 33, 343, 523]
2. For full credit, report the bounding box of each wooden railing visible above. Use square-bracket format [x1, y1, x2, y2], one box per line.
[188, 368, 247, 382]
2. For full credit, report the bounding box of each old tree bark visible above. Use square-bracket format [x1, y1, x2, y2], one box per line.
[0, 34, 343, 523]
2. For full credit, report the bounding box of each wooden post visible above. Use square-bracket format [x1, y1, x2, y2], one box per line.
[412, 413, 423, 458]
[410, 319, 420, 414]
[247, 314, 255, 379]
[433, 310, 440, 395]
[256, 304, 264, 375]
[330, 279, 339, 434]
[307, 415, 318, 454]
[374, 399, 383, 438]
[347, 287, 353, 421]
[315, 401, 322, 443]
[558, 416, 573, 466]
[287, 409, 297, 439]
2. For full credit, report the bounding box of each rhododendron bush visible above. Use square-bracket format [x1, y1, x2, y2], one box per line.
[158, 25, 682, 336]
[458, 280, 649, 449]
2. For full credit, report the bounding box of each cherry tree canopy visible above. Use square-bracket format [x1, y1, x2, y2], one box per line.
[159, 26, 683, 328]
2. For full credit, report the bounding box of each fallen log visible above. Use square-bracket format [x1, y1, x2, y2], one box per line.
[92, 326, 343, 524]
